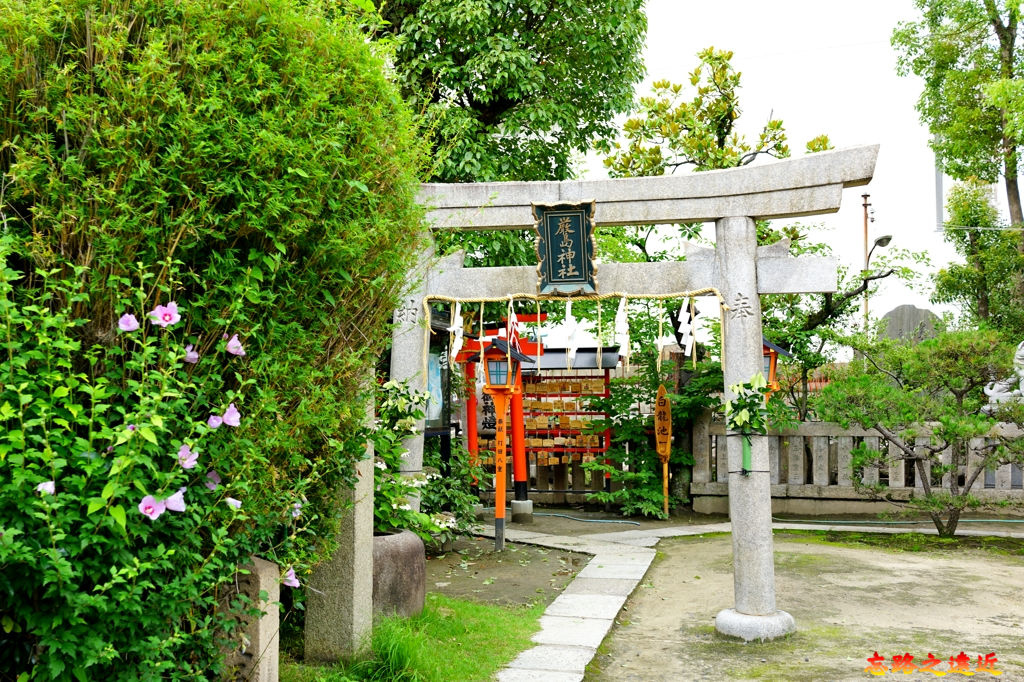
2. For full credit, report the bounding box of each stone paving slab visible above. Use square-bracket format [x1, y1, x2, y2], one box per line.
[641, 523, 732, 537]
[518, 535, 651, 554]
[561, 577, 638, 597]
[597, 535, 659, 547]
[577, 530, 660, 544]
[581, 524, 731, 544]
[532, 615, 615, 648]
[545, 593, 626, 620]
[579, 551, 655, 565]
[476, 527, 646, 555]
[506, 644, 597, 673]
[575, 559, 651, 581]
[496, 669, 583, 682]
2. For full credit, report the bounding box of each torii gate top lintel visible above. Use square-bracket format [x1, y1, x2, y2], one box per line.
[418, 145, 878, 231]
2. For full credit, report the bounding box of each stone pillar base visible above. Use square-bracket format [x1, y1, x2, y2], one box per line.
[473, 503, 487, 521]
[510, 499, 533, 524]
[715, 608, 795, 642]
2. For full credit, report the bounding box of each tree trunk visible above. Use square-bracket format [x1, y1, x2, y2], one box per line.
[988, 4, 1023, 249]
[798, 368, 810, 420]
[929, 511, 949, 537]
[940, 508, 961, 538]
[1003, 158, 1024, 236]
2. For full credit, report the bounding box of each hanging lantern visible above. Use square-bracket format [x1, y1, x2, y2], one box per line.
[481, 338, 531, 394]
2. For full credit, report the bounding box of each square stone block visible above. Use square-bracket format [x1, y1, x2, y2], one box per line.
[562, 577, 638, 597]
[531, 615, 614, 648]
[546, 593, 626, 620]
[497, 669, 583, 682]
[507, 644, 596, 673]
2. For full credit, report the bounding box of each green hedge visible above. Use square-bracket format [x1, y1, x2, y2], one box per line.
[0, 0, 424, 676]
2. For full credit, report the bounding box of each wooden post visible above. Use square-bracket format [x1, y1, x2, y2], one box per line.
[492, 392, 509, 551]
[511, 388, 528, 501]
[655, 385, 672, 518]
[465, 362, 479, 495]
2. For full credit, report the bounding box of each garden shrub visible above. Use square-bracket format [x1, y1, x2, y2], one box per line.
[371, 378, 482, 547]
[0, 0, 425, 676]
[582, 352, 720, 518]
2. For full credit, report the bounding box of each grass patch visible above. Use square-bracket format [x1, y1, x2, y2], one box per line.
[772, 530, 1024, 556]
[282, 592, 545, 681]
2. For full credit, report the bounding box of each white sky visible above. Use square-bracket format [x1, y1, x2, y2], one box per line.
[581, 0, 972, 325]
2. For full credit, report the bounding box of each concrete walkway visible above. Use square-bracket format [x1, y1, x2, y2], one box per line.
[477, 521, 1024, 682]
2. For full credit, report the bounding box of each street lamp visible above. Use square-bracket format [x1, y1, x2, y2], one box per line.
[480, 337, 531, 551]
[863, 233, 893, 332]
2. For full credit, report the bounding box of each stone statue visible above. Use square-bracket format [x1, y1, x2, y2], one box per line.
[983, 341, 1024, 408]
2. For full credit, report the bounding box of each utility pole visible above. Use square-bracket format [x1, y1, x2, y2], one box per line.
[862, 193, 871, 333]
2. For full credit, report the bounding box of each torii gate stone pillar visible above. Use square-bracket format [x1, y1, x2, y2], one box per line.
[398, 146, 878, 641]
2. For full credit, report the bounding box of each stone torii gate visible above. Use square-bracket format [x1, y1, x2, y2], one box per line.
[391, 145, 878, 641]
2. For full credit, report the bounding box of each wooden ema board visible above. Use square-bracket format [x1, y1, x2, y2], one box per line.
[477, 373, 610, 464]
[521, 372, 610, 466]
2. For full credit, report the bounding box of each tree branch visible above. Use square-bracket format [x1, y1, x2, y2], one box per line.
[871, 423, 920, 460]
[799, 269, 895, 332]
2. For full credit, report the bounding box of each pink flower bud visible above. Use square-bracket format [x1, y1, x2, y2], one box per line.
[118, 314, 140, 332]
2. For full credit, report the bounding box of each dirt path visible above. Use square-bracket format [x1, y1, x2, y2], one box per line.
[427, 535, 587, 607]
[588, 533, 1024, 681]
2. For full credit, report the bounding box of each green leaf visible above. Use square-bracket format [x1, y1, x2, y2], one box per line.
[101, 481, 116, 500]
[138, 427, 157, 444]
[88, 499, 105, 515]
[287, 167, 309, 178]
[150, 414, 163, 429]
[110, 505, 127, 532]
[52, 386, 69, 398]
[2, 615, 14, 633]
[346, 179, 369, 193]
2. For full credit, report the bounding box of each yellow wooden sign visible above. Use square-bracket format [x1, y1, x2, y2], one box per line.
[655, 384, 671, 463]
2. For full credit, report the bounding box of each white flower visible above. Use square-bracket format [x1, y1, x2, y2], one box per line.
[374, 460, 387, 470]
[432, 512, 457, 530]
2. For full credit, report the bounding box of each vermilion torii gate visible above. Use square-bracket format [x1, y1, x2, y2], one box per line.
[393, 145, 878, 641]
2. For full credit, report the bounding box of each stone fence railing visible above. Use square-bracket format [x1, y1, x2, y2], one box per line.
[689, 417, 1024, 515]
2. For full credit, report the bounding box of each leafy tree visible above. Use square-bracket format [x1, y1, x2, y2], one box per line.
[379, 0, 646, 184]
[814, 330, 1023, 537]
[594, 48, 925, 418]
[597, 48, 796, 178]
[763, 237, 929, 419]
[1, 0, 424, 672]
[893, 0, 1024, 238]
[932, 179, 1024, 337]
[377, 0, 646, 267]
